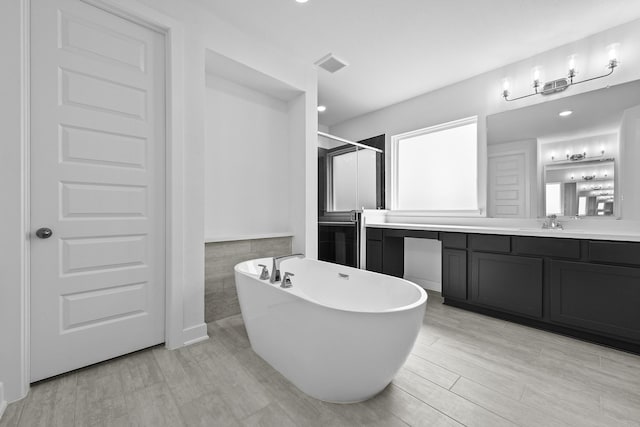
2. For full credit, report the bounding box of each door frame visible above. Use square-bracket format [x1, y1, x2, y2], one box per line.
[19, 0, 190, 397]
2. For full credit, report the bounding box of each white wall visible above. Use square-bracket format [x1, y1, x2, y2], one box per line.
[331, 18, 640, 218]
[204, 74, 292, 240]
[0, 0, 317, 402]
[288, 90, 319, 257]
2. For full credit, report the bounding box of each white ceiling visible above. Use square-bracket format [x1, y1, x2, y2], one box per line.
[198, 0, 640, 127]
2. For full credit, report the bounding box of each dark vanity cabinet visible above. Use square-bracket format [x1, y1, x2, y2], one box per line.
[471, 252, 543, 318]
[365, 228, 383, 273]
[365, 226, 640, 353]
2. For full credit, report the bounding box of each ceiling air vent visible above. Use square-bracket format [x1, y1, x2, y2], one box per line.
[314, 53, 348, 73]
[542, 78, 569, 95]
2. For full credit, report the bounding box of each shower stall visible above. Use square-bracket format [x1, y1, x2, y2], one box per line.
[317, 132, 385, 268]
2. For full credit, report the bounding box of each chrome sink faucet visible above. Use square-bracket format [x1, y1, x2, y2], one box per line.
[270, 253, 304, 283]
[542, 214, 563, 230]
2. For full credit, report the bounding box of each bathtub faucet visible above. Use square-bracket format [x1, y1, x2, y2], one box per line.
[270, 253, 304, 284]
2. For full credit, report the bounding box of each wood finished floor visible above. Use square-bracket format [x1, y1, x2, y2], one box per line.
[2, 291, 639, 427]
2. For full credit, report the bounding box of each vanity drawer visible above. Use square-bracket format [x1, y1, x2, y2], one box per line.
[514, 236, 580, 259]
[469, 234, 511, 253]
[404, 229, 438, 240]
[588, 241, 640, 267]
[441, 232, 467, 249]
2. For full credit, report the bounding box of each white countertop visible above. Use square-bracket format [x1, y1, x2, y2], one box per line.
[365, 221, 640, 242]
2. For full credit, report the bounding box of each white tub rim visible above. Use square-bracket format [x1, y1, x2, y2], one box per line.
[234, 257, 428, 315]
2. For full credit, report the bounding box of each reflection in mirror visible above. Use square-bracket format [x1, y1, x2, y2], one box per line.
[487, 79, 640, 218]
[544, 159, 615, 216]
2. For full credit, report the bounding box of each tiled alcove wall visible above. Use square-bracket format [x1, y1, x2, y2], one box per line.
[204, 237, 292, 322]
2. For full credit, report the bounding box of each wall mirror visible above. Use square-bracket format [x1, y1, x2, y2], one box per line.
[487, 79, 640, 218]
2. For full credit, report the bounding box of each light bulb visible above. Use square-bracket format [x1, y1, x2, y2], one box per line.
[317, 105, 326, 113]
[502, 78, 510, 98]
[608, 43, 618, 61]
[532, 67, 542, 90]
[607, 43, 619, 69]
[532, 67, 541, 81]
[567, 54, 577, 79]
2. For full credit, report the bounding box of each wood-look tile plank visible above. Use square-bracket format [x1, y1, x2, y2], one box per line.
[600, 391, 640, 427]
[257, 370, 344, 427]
[18, 373, 77, 427]
[393, 368, 516, 427]
[152, 347, 216, 407]
[422, 332, 604, 408]
[599, 354, 640, 388]
[520, 386, 616, 427]
[114, 348, 165, 394]
[241, 402, 298, 427]
[74, 394, 129, 427]
[177, 391, 241, 427]
[321, 398, 409, 427]
[125, 383, 185, 427]
[403, 354, 460, 389]
[0, 398, 25, 427]
[451, 377, 570, 427]
[197, 341, 271, 420]
[410, 340, 526, 398]
[531, 348, 640, 399]
[367, 384, 462, 427]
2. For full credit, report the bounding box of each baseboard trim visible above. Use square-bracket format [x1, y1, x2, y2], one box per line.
[0, 382, 6, 420]
[183, 323, 208, 346]
[404, 275, 441, 292]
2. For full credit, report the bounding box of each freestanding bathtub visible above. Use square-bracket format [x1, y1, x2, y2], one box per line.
[234, 257, 427, 403]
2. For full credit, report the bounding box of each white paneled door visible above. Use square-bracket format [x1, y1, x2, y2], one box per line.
[487, 153, 527, 218]
[30, 0, 166, 382]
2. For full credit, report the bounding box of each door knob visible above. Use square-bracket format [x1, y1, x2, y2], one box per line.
[35, 227, 53, 239]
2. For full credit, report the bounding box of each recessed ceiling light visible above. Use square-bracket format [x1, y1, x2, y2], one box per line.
[317, 105, 326, 113]
[559, 110, 573, 117]
[296, 0, 308, 3]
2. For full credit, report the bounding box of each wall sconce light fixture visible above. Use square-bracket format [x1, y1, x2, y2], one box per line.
[502, 44, 619, 101]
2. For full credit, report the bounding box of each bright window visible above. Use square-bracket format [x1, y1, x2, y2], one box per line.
[391, 117, 478, 212]
[545, 182, 562, 216]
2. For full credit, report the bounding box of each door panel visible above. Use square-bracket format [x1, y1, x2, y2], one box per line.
[30, 0, 166, 381]
[471, 252, 543, 318]
[442, 248, 467, 300]
[550, 261, 640, 341]
[488, 153, 527, 217]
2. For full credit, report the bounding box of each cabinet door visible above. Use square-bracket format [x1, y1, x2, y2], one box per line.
[471, 253, 543, 318]
[365, 239, 383, 273]
[442, 249, 467, 300]
[550, 261, 640, 341]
